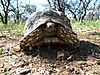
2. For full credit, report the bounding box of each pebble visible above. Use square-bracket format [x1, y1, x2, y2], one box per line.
[12, 45, 21, 52]
[0, 64, 4, 68]
[19, 68, 31, 74]
[18, 61, 25, 67]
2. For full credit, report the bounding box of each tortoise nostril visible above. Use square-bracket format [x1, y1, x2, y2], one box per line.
[46, 22, 55, 28]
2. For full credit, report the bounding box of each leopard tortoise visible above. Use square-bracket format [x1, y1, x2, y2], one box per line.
[20, 7, 79, 51]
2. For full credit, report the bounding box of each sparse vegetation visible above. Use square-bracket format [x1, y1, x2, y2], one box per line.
[0, 23, 24, 31]
[0, 48, 3, 55]
[71, 19, 100, 30]
[0, 19, 100, 31]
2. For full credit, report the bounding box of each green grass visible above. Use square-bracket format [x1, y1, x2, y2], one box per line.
[0, 23, 24, 31]
[0, 19, 100, 31]
[0, 48, 3, 55]
[71, 19, 100, 30]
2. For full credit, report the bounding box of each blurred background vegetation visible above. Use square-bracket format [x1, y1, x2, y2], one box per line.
[0, 0, 100, 31]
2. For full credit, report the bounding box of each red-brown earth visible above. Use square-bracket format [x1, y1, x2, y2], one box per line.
[0, 28, 100, 75]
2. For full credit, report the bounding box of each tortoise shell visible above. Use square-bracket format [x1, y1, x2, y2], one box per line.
[20, 7, 79, 50]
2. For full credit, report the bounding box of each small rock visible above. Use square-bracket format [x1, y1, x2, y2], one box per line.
[19, 61, 25, 67]
[0, 68, 5, 72]
[0, 64, 4, 68]
[10, 50, 16, 55]
[75, 70, 80, 74]
[66, 66, 75, 72]
[14, 61, 25, 67]
[19, 69, 31, 74]
[8, 66, 12, 71]
[12, 45, 21, 52]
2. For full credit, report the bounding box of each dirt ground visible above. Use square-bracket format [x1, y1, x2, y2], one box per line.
[0, 28, 100, 75]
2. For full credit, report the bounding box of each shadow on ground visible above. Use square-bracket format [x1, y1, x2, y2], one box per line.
[74, 40, 100, 60]
[23, 40, 100, 61]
